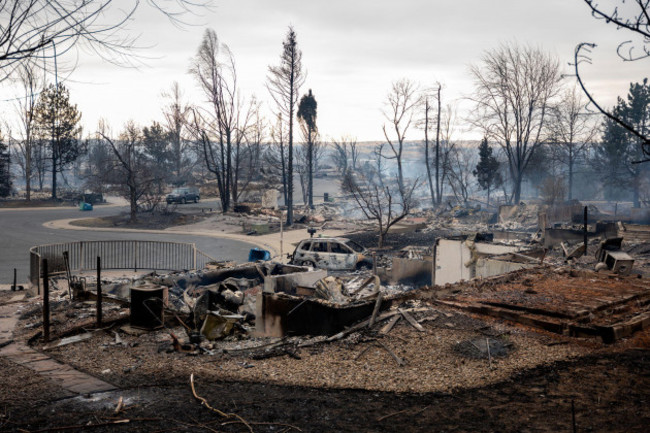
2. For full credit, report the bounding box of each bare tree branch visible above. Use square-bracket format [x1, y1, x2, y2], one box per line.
[0, 0, 212, 82]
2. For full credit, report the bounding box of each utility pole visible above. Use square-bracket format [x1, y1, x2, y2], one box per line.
[50, 40, 60, 199]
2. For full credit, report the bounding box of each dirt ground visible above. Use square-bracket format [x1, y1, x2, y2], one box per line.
[1, 347, 648, 432]
[2, 276, 650, 433]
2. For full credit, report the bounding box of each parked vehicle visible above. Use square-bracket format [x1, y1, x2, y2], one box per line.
[166, 187, 200, 204]
[290, 237, 372, 271]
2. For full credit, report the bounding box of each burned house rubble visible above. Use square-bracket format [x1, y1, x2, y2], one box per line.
[2, 196, 650, 433]
[20, 200, 650, 356]
[3, 199, 649, 420]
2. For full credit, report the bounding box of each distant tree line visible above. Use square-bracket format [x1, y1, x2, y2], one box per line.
[2, 1, 649, 245]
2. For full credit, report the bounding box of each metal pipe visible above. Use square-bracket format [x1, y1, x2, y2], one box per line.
[96, 256, 102, 328]
[583, 206, 588, 252]
[42, 259, 50, 342]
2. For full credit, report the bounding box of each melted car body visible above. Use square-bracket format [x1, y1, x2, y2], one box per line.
[290, 237, 372, 271]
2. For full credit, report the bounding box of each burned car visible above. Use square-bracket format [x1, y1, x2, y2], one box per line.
[289, 237, 373, 271]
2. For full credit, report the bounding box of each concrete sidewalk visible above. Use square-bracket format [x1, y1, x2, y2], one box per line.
[44, 217, 350, 261]
[0, 295, 116, 396]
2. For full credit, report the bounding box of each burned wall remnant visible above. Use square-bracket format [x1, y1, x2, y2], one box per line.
[390, 246, 433, 288]
[255, 292, 391, 337]
[130, 286, 166, 330]
[434, 238, 538, 286]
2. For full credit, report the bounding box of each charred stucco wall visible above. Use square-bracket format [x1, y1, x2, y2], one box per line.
[434, 239, 535, 285]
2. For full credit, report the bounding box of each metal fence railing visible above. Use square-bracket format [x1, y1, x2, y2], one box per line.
[29, 240, 217, 294]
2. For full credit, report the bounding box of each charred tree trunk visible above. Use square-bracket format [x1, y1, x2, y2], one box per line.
[424, 98, 435, 209]
[308, 137, 313, 209]
[51, 152, 57, 199]
[435, 85, 442, 204]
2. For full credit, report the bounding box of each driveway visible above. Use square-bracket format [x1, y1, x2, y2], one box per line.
[0, 202, 256, 284]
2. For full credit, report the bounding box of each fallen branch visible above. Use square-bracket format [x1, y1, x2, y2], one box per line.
[377, 405, 430, 421]
[486, 337, 492, 369]
[225, 338, 286, 353]
[377, 340, 405, 367]
[190, 373, 254, 433]
[326, 310, 399, 342]
[354, 345, 374, 361]
[222, 421, 302, 431]
[18, 419, 131, 432]
[114, 396, 124, 414]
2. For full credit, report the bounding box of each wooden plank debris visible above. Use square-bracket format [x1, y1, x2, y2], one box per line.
[42, 332, 94, 351]
[326, 310, 400, 342]
[368, 292, 384, 328]
[399, 308, 425, 332]
[380, 315, 401, 334]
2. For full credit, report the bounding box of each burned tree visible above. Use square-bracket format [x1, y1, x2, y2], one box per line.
[98, 121, 161, 222]
[81, 136, 112, 196]
[332, 136, 359, 175]
[342, 144, 417, 248]
[267, 26, 305, 225]
[382, 79, 420, 193]
[295, 135, 325, 206]
[0, 1, 211, 83]
[577, 0, 650, 161]
[161, 82, 193, 186]
[0, 131, 11, 197]
[190, 29, 257, 212]
[142, 121, 173, 195]
[11, 66, 42, 200]
[470, 43, 561, 203]
[420, 84, 442, 207]
[420, 83, 459, 207]
[297, 89, 318, 209]
[232, 98, 263, 204]
[263, 113, 289, 203]
[547, 85, 599, 201]
[438, 106, 474, 206]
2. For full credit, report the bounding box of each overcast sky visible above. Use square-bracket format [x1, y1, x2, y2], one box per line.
[3, 0, 649, 142]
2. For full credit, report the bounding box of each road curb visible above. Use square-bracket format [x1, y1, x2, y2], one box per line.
[43, 218, 350, 261]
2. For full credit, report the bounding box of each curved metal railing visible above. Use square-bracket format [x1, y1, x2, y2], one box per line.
[30, 240, 217, 293]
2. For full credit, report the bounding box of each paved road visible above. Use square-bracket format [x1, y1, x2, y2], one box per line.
[0, 201, 256, 284]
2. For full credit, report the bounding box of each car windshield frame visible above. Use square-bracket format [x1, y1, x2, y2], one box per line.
[345, 240, 366, 253]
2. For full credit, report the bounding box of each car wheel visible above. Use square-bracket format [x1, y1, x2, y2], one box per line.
[194, 196, 199, 203]
[181, 197, 187, 204]
[356, 261, 372, 271]
[301, 260, 316, 268]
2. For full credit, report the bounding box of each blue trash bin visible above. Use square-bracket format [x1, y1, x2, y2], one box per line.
[248, 248, 270, 262]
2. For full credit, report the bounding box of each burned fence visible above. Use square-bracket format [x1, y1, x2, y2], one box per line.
[30, 240, 217, 294]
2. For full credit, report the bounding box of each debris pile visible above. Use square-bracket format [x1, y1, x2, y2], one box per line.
[435, 267, 650, 343]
